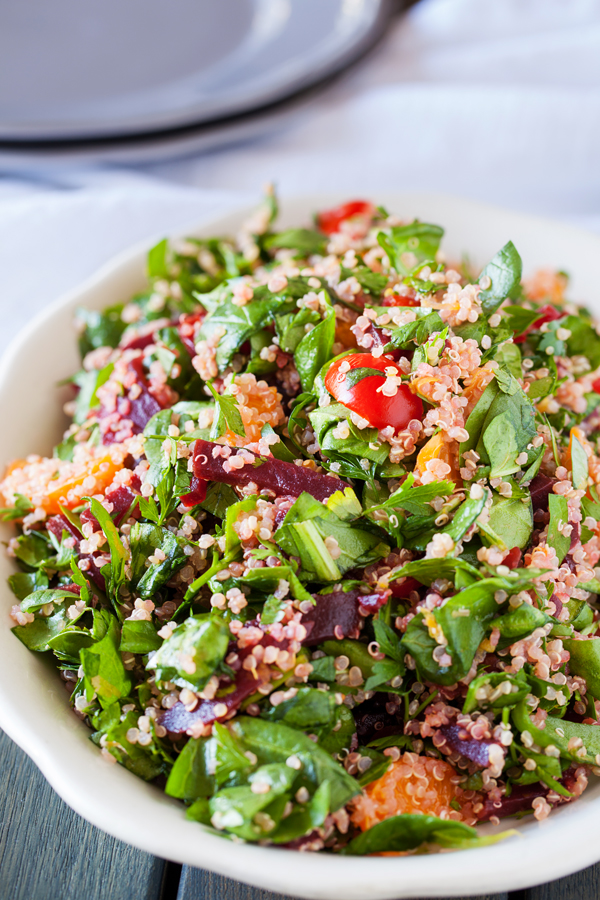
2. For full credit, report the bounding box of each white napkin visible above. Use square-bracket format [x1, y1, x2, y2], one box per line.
[2, 0, 600, 353]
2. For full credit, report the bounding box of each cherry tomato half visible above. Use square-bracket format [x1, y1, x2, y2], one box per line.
[382, 291, 420, 308]
[324, 353, 423, 432]
[317, 200, 375, 235]
[513, 304, 563, 344]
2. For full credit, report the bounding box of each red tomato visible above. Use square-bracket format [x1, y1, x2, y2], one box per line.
[513, 304, 563, 344]
[502, 547, 522, 569]
[592, 377, 600, 394]
[317, 200, 375, 235]
[382, 292, 420, 308]
[324, 353, 423, 432]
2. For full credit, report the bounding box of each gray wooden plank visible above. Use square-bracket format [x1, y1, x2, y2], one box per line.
[0, 727, 166, 900]
[177, 866, 508, 900]
[524, 864, 600, 900]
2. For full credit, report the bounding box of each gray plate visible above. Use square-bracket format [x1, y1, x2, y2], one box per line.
[0, 0, 392, 142]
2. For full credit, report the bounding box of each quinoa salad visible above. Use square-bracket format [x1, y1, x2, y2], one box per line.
[2, 195, 600, 856]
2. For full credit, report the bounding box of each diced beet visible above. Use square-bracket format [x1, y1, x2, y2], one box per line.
[120, 332, 160, 352]
[353, 693, 403, 744]
[178, 312, 205, 357]
[80, 484, 140, 531]
[300, 590, 362, 645]
[503, 547, 522, 570]
[389, 576, 421, 599]
[357, 589, 391, 613]
[477, 783, 548, 820]
[438, 723, 494, 767]
[62, 583, 81, 595]
[179, 475, 208, 509]
[46, 513, 106, 591]
[570, 521, 581, 549]
[529, 474, 557, 512]
[192, 439, 347, 502]
[99, 356, 164, 444]
[47, 513, 82, 544]
[157, 639, 281, 735]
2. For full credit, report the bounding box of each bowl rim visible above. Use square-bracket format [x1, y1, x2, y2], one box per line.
[2, 192, 600, 899]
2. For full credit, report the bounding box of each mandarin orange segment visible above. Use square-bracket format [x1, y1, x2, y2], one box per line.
[351, 753, 460, 831]
[0, 452, 122, 515]
[415, 432, 461, 486]
[462, 367, 495, 419]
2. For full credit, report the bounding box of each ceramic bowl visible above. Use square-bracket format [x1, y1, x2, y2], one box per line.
[1, 194, 600, 899]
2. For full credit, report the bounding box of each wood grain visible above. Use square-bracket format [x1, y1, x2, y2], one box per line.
[0, 727, 165, 900]
[522, 865, 600, 900]
[176, 866, 508, 900]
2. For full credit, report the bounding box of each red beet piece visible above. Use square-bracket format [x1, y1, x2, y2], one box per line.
[46, 513, 106, 591]
[158, 665, 260, 734]
[529, 474, 557, 512]
[99, 357, 164, 444]
[357, 589, 391, 613]
[158, 637, 283, 734]
[191, 439, 347, 502]
[300, 590, 363, 645]
[80, 484, 140, 531]
[389, 576, 421, 599]
[179, 475, 208, 509]
[503, 547, 522, 569]
[438, 723, 494, 767]
[178, 312, 205, 357]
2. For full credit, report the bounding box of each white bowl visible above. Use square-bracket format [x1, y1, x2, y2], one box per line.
[1, 194, 600, 899]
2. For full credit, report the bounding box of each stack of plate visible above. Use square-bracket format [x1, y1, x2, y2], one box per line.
[0, 0, 396, 167]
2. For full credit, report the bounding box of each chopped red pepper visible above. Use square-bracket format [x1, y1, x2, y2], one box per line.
[317, 201, 375, 235]
[513, 304, 563, 344]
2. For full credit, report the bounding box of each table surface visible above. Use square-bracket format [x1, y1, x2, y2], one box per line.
[0, 727, 595, 900]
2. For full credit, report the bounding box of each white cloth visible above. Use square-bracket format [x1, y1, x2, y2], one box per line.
[2, 0, 600, 353]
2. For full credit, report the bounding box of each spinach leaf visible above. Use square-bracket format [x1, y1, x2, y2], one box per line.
[478, 241, 523, 315]
[382, 556, 481, 588]
[512, 701, 600, 764]
[343, 814, 505, 855]
[564, 638, 600, 700]
[130, 521, 188, 598]
[261, 686, 336, 730]
[91, 706, 164, 781]
[275, 492, 388, 581]
[148, 613, 229, 690]
[490, 603, 550, 642]
[229, 716, 359, 811]
[72, 363, 114, 425]
[377, 222, 444, 275]
[340, 266, 388, 295]
[547, 494, 570, 564]
[0, 493, 33, 522]
[120, 619, 162, 654]
[197, 288, 287, 372]
[80, 614, 131, 708]
[563, 314, 600, 370]
[8, 569, 48, 600]
[20, 587, 84, 614]
[571, 433, 589, 490]
[12, 605, 76, 652]
[383, 310, 445, 350]
[486, 496, 533, 550]
[463, 671, 529, 714]
[85, 497, 129, 605]
[294, 295, 335, 392]
[264, 228, 327, 256]
[199, 481, 238, 520]
[166, 736, 217, 801]
[76, 304, 126, 357]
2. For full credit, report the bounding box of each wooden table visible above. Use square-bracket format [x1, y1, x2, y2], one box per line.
[0, 726, 591, 900]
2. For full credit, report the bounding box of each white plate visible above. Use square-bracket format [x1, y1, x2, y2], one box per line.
[0, 0, 390, 141]
[1, 194, 600, 899]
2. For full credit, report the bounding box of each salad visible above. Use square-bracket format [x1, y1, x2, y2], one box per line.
[2, 194, 600, 856]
